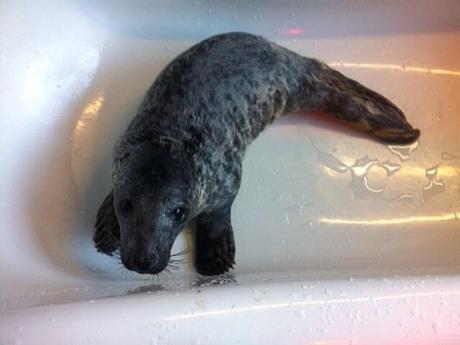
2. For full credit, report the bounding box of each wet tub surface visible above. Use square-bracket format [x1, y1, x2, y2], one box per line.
[1, 1, 460, 344]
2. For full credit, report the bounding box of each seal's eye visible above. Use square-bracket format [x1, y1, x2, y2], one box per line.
[171, 207, 187, 222]
[119, 199, 133, 216]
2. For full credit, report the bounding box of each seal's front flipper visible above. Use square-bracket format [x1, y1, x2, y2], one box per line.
[94, 190, 120, 255]
[195, 207, 235, 276]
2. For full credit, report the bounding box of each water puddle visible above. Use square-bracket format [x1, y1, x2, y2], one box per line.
[308, 138, 415, 201]
[441, 152, 460, 161]
[388, 141, 418, 161]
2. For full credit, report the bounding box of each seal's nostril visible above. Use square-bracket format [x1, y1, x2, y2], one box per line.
[121, 256, 135, 272]
[121, 252, 144, 273]
[124, 254, 153, 274]
[139, 256, 151, 272]
[120, 247, 166, 274]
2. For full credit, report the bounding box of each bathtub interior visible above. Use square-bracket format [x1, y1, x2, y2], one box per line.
[1, 0, 460, 312]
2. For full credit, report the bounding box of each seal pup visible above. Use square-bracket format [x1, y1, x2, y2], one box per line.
[94, 32, 420, 276]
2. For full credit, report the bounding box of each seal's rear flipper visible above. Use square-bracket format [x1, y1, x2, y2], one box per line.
[94, 190, 120, 255]
[290, 58, 421, 144]
[370, 127, 420, 144]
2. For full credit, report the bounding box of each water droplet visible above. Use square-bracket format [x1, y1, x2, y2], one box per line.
[425, 166, 438, 177]
[384, 193, 415, 202]
[208, 9, 213, 15]
[442, 152, 459, 160]
[284, 213, 291, 225]
[382, 160, 401, 176]
[349, 155, 382, 199]
[423, 165, 445, 202]
[284, 204, 311, 227]
[323, 289, 332, 297]
[365, 165, 387, 192]
[388, 141, 418, 161]
[295, 309, 308, 320]
[432, 321, 441, 333]
[276, 192, 296, 205]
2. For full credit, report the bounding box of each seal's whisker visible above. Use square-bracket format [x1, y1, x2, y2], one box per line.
[115, 264, 126, 276]
[111, 252, 121, 262]
[163, 268, 171, 279]
[171, 248, 190, 257]
[170, 258, 185, 264]
[111, 254, 122, 265]
[158, 270, 169, 280]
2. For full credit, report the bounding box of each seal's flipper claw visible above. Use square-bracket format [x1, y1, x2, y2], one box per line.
[94, 190, 120, 255]
[195, 207, 235, 276]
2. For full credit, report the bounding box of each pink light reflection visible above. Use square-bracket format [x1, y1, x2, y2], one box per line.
[284, 28, 304, 36]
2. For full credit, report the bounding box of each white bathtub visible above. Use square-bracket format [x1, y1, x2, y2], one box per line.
[1, 1, 460, 344]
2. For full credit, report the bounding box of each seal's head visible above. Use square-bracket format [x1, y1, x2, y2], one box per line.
[113, 143, 200, 274]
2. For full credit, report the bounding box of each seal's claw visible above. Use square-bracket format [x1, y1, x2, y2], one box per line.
[94, 190, 120, 255]
[195, 207, 235, 276]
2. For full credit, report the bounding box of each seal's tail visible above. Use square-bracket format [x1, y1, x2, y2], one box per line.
[290, 58, 420, 144]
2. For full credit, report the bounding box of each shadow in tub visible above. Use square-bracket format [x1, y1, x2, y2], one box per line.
[20, 53, 141, 279]
[23, 80, 134, 278]
[24, 47, 197, 280]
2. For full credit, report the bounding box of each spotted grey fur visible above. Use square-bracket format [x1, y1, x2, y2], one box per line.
[94, 32, 420, 276]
